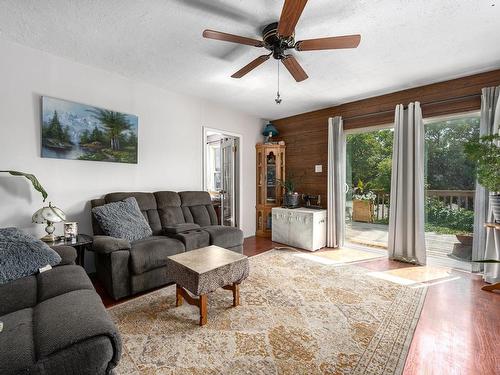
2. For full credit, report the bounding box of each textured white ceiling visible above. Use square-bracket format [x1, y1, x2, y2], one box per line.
[0, 0, 499, 119]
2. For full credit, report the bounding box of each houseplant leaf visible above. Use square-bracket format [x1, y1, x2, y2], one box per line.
[0, 170, 48, 202]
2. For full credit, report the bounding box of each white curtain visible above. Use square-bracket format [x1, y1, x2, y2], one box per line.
[388, 102, 426, 264]
[327, 116, 346, 248]
[472, 86, 500, 283]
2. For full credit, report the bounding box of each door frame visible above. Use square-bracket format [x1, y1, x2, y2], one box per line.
[202, 126, 243, 229]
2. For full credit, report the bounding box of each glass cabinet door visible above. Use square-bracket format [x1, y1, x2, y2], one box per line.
[266, 151, 277, 204]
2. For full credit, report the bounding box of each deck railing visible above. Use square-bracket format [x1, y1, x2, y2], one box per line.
[426, 190, 475, 210]
[369, 189, 475, 220]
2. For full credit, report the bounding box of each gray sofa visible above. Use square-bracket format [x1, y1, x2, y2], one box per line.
[0, 246, 121, 375]
[90, 191, 244, 300]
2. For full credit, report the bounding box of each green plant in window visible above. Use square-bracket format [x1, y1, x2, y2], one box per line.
[464, 134, 500, 193]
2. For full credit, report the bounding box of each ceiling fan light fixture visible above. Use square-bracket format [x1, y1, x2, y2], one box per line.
[201, 0, 361, 100]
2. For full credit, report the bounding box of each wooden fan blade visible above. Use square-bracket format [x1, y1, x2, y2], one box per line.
[295, 34, 361, 51]
[281, 55, 308, 82]
[277, 0, 308, 38]
[231, 55, 270, 78]
[203, 29, 264, 47]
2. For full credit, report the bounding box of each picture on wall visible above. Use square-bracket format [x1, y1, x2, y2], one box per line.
[41, 96, 138, 164]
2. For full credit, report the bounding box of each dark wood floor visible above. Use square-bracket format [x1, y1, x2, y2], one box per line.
[93, 236, 500, 375]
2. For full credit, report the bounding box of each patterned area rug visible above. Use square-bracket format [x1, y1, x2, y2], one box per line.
[110, 249, 427, 375]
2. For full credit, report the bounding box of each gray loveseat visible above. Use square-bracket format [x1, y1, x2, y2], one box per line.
[90, 191, 244, 300]
[0, 246, 121, 374]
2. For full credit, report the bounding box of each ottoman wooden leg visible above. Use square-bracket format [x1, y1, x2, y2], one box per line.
[199, 294, 207, 326]
[232, 283, 240, 307]
[176, 284, 183, 307]
[223, 283, 240, 307]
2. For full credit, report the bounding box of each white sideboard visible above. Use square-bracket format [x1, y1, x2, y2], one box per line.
[272, 207, 327, 251]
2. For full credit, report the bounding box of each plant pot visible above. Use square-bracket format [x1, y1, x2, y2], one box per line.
[352, 199, 374, 223]
[283, 192, 300, 208]
[491, 193, 500, 223]
[455, 234, 473, 246]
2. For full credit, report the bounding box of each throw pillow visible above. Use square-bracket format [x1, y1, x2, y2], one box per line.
[0, 227, 62, 284]
[92, 197, 152, 241]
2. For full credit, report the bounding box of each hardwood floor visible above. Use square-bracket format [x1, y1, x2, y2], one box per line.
[92, 236, 500, 375]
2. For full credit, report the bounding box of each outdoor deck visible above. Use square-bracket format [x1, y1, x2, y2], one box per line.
[346, 222, 471, 270]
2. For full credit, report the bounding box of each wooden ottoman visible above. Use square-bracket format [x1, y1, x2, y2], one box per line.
[166, 245, 249, 326]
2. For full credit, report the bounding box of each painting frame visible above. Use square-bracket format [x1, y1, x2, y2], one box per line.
[41, 96, 139, 164]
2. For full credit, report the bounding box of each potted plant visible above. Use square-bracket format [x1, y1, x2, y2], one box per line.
[464, 134, 500, 223]
[352, 180, 376, 223]
[0, 170, 48, 201]
[455, 232, 473, 246]
[277, 177, 300, 207]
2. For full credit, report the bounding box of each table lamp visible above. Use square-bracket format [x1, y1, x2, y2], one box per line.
[262, 122, 279, 143]
[32, 202, 66, 242]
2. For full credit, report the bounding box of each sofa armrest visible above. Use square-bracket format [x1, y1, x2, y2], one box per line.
[92, 236, 131, 254]
[50, 245, 77, 266]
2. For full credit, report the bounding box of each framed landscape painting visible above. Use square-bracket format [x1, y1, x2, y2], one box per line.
[41, 96, 138, 164]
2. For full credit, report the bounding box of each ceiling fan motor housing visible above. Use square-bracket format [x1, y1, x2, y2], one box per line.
[262, 22, 294, 60]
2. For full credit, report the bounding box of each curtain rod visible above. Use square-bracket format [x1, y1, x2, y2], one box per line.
[342, 93, 481, 122]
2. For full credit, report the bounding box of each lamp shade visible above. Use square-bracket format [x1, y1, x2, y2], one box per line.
[262, 122, 279, 137]
[32, 202, 66, 224]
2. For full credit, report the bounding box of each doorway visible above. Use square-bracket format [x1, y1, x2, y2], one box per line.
[345, 125, 394, 248]
[203, 127, 241, 228]
[423, 112, 480, 270]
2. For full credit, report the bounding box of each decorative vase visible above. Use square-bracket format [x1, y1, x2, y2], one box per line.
[283, 192, 300, 208]
[491, 193, 500, 223]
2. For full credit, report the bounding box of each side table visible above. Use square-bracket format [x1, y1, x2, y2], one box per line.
[48, 234, 93, 268]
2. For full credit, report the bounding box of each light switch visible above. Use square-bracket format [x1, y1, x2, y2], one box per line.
[315, 165, 322, 173]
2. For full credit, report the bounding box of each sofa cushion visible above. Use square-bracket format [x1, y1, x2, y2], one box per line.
[155, 191, 186, 227]
[179, 191, 218, 227]
[172, 229, 210, 251]
[92, 197, 153, 242]
[37, 265, 94, 302]
[0, 308, 35, 374]
[130, 236, 185, 274]
[105, 192, 162, 235]
[164, 223, 201, 234]
[0, 275, 37, 316]
[34, 289, 121, 359]
[202, 225, 244, 248]
[0, 227, 61, 284]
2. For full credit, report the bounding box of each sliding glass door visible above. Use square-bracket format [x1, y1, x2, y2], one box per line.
[424, 113, 480, 269]
[345, 126, 394, 248]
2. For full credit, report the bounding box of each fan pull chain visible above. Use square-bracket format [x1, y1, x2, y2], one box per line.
[275, 60, 282, 104]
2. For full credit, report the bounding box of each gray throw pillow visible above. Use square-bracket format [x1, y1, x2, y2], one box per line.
[0, 227, 62, 284]
[92, 197, 152, 242]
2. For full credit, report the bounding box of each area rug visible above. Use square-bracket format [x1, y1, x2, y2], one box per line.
[109, 249, 427, 375]
[368, 266, 455, 285]
[296, 247, 385, 265]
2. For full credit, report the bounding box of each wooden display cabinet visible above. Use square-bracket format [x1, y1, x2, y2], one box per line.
[255, 143, 285, 237]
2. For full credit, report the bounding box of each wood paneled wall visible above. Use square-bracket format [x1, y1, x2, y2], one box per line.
[272, 69, 500, 206]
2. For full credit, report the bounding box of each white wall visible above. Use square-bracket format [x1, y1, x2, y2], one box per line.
[0, 39, 264, 270]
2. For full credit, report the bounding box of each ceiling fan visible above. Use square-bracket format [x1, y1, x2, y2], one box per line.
[202, 0, 361, 83]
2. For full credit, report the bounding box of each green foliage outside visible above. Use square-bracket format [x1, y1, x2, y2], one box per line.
[425, 117, 479, 190]
[347, 116, 480, 235]
[425, 198, 474, 234]
[346, 129, 393, 193]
